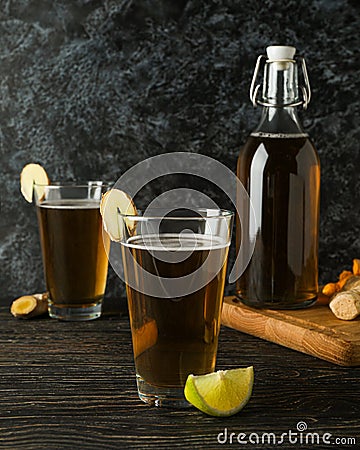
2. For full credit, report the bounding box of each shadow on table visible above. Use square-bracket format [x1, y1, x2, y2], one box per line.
[102, 297, 129, 318]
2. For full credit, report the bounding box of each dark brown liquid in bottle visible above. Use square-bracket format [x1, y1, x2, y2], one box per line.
[236, 133, 320, 309]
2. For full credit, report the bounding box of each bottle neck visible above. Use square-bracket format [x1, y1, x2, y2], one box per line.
[252, 58, 307, 136]
[262, 60, 299, 106]
[253, 106, 307, 136]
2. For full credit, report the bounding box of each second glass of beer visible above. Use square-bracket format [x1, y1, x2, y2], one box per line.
[119, 208, 233, 407]
[34, 182, 111, 321]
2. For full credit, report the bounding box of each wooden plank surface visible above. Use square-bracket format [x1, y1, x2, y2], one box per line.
[0, 304, 359, 449]
[222, 296, 360, 367]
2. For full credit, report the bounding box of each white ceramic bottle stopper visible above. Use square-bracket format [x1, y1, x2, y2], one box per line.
[266, 46, 296, 61]
[266, 46, 296, 71]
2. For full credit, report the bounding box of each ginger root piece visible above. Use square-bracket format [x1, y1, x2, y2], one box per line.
[322, 261, 360, 321]
[11, 293, 48, 319]
[322, 270, 354, 296]
[322, 282, 337, 297]
[339, 270, 353, 281]
[329, 291, 360, 321]
[353, 259, 360, 276]
[343, 276, 360, 291]
[337, 270, 353, 289]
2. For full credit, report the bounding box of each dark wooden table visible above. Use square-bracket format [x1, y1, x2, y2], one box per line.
[0, 301, 359, 449]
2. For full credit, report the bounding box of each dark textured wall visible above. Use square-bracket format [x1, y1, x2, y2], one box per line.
[1, 0, 359, 304]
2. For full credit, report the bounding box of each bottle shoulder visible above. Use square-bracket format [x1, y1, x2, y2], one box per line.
[239, 134, 318, 158]
[237, 134, 320, 175]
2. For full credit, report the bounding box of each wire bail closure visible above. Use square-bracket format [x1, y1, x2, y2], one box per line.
[249, 54, 311, 110]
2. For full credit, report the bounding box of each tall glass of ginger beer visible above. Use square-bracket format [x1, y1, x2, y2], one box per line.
[119, 208, 233, 407]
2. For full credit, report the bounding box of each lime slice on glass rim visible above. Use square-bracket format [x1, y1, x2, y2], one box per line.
[184, 366, 254, 417]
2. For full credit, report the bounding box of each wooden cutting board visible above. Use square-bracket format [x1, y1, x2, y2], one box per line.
[221, 296, 360, 366]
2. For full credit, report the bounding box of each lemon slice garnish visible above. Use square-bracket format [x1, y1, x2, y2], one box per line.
[100, 189, 137, 241]
[20, 163, 49, 203]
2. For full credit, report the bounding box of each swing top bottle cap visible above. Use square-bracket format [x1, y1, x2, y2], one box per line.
[266, 46, 296, 61]
[250, 45, 311, 109]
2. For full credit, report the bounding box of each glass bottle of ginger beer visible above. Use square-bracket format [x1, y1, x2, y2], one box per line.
[236, 46, 320, 309]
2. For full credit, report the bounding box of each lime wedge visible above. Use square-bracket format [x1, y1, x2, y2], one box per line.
[184, 366, 254, 417]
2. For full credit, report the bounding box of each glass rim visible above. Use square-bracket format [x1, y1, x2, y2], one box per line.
[118, 208, 234, 221]
[34, 181, 113, 188]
